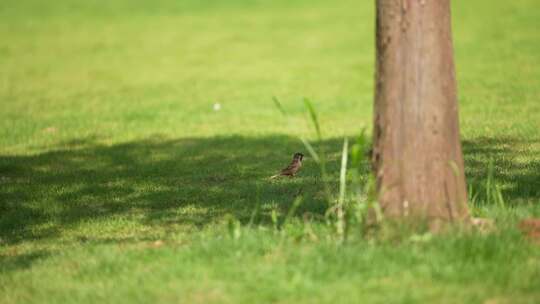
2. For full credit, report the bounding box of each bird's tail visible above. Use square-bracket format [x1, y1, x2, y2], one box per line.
[268, 174, 280, 180]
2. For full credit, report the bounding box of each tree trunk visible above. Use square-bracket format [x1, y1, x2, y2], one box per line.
[372, 0, 469, 222]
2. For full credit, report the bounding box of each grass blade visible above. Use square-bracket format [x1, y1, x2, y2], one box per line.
[300, 137, 320, 163]
[337, 138, 349, 242]
[303, 98, 322, 140]
[281, 195, 303, 229]
[272, 96, 288, 116]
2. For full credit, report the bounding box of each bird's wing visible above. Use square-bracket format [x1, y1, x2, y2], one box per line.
[280, 161, 299, 175]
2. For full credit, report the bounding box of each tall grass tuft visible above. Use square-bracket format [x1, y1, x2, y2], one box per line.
[273, 97, 380, 242]
[469, 157, 507, 216]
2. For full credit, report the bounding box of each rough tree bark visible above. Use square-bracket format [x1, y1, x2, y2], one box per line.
[372, 0, 469, 222]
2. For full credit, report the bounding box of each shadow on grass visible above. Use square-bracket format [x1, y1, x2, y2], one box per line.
[462, 136, 540, 205]
[0, 250, 50, 273]
[0, 135, 344, 245]
[0, 134, 538, 246]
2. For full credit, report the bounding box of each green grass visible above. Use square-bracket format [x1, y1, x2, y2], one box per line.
[1, 0, 540, 303]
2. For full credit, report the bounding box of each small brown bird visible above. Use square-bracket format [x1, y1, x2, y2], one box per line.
[270, 152, 304, 179]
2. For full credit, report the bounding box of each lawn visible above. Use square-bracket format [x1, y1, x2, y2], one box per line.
[1, 0, 540, 303]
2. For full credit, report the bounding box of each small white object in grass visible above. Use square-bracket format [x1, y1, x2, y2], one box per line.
[213, 103, 221, 111]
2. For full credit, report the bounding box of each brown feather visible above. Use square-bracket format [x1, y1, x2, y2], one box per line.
[270, 153, 304, 179]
